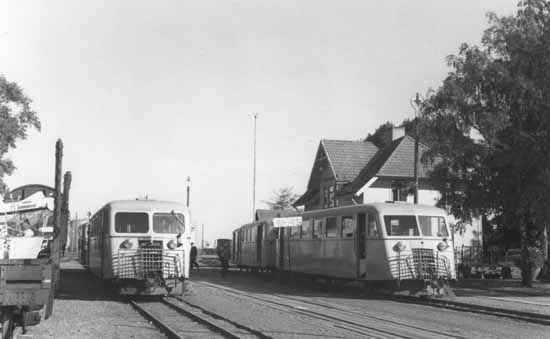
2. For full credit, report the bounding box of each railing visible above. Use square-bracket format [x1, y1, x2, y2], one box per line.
[114, 248, 183, 280]
[389, 248, 452, 280]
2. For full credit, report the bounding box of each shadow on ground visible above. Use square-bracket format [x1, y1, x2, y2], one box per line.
[55, 267, 119, 302]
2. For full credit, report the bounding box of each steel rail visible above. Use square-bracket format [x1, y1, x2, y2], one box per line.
[160, 297, 270, 339]
[131, 297, 269, 339]
[387, 294, 550, 326]
[192, 281, 467, 339]
[204, 270, 550, 327]
[129, 300, 184, 339]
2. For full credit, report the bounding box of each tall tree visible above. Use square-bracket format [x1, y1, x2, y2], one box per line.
[365, 119, 420, 149]
[264, 187, 299, 210]
[0, 75, 41, 194]
[420, 0, 550, 285]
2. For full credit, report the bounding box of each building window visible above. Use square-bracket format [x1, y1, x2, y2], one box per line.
[391, 181, 410, 202]
[323, 186, 330, 209]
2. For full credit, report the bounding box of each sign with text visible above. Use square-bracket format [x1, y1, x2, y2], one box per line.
[273, 216, 303, 228]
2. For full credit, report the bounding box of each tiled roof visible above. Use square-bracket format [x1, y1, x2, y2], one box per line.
[378, 135, 431, 177]
[339, 136, 433, 195]
[321, 140, 379, 182]
[255, 209, 297, 221]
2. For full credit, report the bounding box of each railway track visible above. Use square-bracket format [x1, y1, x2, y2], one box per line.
[236, 271, 550, 327]
[387, 294, 550, 326]
[129, 297, 270, 339]
[191, 281, 472, 339]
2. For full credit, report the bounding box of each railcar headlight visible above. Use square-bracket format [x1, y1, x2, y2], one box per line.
[120, 239, 133, 249]
[167, 240, 177, 249]
[393, 241, 406, 252]
[437, 240, 449, 252]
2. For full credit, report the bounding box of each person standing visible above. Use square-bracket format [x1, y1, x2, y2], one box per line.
[190, 243, 199, 270]
[218, 244, 230, 278]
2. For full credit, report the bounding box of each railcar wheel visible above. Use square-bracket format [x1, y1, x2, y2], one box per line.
[1, 309, 14, 339]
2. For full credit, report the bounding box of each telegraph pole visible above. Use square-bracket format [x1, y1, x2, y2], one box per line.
[252, 113, 259, 222]
[411, 93, 422, 204]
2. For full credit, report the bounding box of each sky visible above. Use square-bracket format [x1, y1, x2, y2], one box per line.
[0, 0, 518, 246]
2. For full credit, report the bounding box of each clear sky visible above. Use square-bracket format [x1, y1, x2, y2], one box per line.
[0, 0, 517, 246]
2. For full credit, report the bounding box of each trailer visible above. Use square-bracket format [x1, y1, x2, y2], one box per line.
[0, 140, 70, 338]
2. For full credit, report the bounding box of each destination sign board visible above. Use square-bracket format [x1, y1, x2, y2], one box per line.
[273, 216, 303, 228]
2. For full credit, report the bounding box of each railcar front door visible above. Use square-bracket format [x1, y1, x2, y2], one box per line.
[277, 228, 284, 270]
[357, 213, 367, 279]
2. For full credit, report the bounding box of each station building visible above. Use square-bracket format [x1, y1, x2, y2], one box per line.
[293, 128, 482, 249]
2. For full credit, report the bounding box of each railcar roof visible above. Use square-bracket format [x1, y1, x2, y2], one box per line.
[99, 200, 188, 213]
[234, 221, 265, 232]
[299, 203, 446, 218]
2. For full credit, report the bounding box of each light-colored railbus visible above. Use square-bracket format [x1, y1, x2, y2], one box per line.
[233, 203, 456, 285]
[87, 200, 190, 295]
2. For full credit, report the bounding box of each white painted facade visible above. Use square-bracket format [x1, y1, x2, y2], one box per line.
[357, 177, 482, 248]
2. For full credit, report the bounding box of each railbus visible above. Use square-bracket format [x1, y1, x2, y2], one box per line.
[233, 203, 456, 292]
[86, 199, 190, 295]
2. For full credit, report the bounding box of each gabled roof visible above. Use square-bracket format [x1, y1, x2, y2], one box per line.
[304, 140, 378, 188]
[255, 209, 297, 221]
[339, 135, 433, 195]
[296, 140, 378, 207]
[321, 140, 379, 182]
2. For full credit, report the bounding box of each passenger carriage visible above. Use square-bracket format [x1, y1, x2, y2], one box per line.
[232, 220, 278, 270]
[87, 200, 190, 295]
[234, 203, 456, 286]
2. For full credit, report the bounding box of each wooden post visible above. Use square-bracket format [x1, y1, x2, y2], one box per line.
[61, 171, 72, 257]
[45, 139, 63, 319]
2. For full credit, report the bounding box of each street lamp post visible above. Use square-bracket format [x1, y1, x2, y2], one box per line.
[186, 176, 191, 208]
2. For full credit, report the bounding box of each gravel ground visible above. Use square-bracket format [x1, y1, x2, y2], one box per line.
[184, 278, 352, 338]
[451, 280, 550, 315]
[186, 268, 550, 339]
[19, 260, 550, 339]
[23, 262, 165, 339]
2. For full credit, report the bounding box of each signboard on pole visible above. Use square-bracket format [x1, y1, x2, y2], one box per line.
[273, 216, 302, 228]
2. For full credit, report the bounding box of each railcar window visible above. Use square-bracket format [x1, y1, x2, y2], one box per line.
[290, 225, 301, 239]
[153, 213, 185, 233]
[341, 217, 354, 237]
[312, 219, 322, 239]
[301, 220, 312, 239]
[325, 217, 337, 237]
[383, 215, 419, 236]
[367, 213, 379, 237]
[417, 216, 449, 237]
[115, 212, 149, 233]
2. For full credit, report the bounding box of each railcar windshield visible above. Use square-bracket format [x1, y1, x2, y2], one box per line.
[417, 215, 449, 237]
[115, 212, 149, 233]
[383, 215, 420, 236]
[153, 213, 185, 234]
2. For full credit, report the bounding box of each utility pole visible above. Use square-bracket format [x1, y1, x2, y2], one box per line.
[186, 176, 191, 208]
[201, 224, 205, 249]
[252, 113, 259, 222]
[411, 93, 422, 204]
